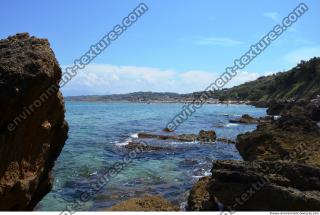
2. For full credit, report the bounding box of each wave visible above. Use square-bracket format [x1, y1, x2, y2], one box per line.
[130, 132, 139, 138]
[115, 132, 139, 146]
[170, 140, 199, 145]
[225, 123, 239, 127]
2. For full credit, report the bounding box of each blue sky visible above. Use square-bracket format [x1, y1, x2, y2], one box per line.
[1, 0, 320, 95]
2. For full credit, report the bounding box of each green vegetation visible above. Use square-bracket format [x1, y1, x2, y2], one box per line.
[66, 57, 320, 103]
[218, 57, 320, 101]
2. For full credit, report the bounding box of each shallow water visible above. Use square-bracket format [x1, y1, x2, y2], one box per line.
[36, 102, 266, 211]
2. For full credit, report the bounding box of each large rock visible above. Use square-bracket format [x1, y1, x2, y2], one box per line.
[187, 176, 219, 211]
[193, 160, 320, 211]
[107, 195, 179, 211]
[236, 114, 320, 166]
[0, 33, 68, 210]
[267, 99, 320, 121]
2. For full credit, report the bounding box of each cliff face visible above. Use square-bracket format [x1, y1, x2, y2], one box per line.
[0, 33, 68, 210]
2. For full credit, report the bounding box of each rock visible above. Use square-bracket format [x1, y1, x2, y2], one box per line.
[258, 115, 273, 125]
[123, 142, 173, 152]
[198, 130, 216, 142]
[236, 114, 320, 166]
[0, 33, 68, 210]
[137, 130, 216, 143]
[267, 100, 288, 116]
[187, 176, 219, 211]
[216, 138, 236, 144]
[267, 99, 320, 121]
[137, 132, 198, 142]
[178, 134, 198, 142]
[163, 127, 174, 132]
[229, 114, 259, 124]
[196, 160, 320, 211]
[107, 195, 179, 211]
[308, 97, 320, 121]
[248, 100, 268, 108]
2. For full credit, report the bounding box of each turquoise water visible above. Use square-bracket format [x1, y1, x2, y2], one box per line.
[36, 102, 266, 211]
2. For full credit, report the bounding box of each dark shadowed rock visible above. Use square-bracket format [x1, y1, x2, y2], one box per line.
[236, 114, 320, 166]
[188, 160, 320, 211]
[107, 195, 179, 211]
[0, 33, 68, 210]
[216, 138, 236, 144]
[267, 99, 320, 121]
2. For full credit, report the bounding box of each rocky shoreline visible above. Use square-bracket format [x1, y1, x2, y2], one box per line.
[1, 33, 319, 211]
[188, 98, 320, 211]
[109, 98, 320, 211]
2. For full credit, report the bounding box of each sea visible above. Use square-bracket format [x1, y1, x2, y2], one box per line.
[36, 102, 267, 211]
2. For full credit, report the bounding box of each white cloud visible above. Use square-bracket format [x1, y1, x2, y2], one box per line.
[262, 12, 279, 22]
[194, 37, 243, 46]
[61, 64, 263, 96]
[284, 47, 320, 65]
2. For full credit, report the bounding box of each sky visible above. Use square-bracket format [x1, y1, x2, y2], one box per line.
[1, 0, 320, 96]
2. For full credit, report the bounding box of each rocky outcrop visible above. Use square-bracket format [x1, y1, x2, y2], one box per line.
[189, 160, 320, 211]
[229, 114, 259, 124]
[267, 98, 320, 121]
[188, 98, 320, 211]
[229, 114, 273, 125]
[0, 33, 68, 210]
[138, 130, 217, 143]
[236, 114, 320, 166]
[107, 195, 179, 211]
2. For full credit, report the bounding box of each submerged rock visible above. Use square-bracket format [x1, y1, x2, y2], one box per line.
[107, 195, 179, 211]
[138, 132, 197, 142]
[138, 130, 216, 143]
[188, 160, 320, 211]
[0, 33, 68, 210]
[123, 142, 173, 152]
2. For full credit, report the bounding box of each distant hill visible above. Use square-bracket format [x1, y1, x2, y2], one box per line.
[216, 57, 320, 102]
[65, 92, 196, 102]
[66, 57, 320, 103]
